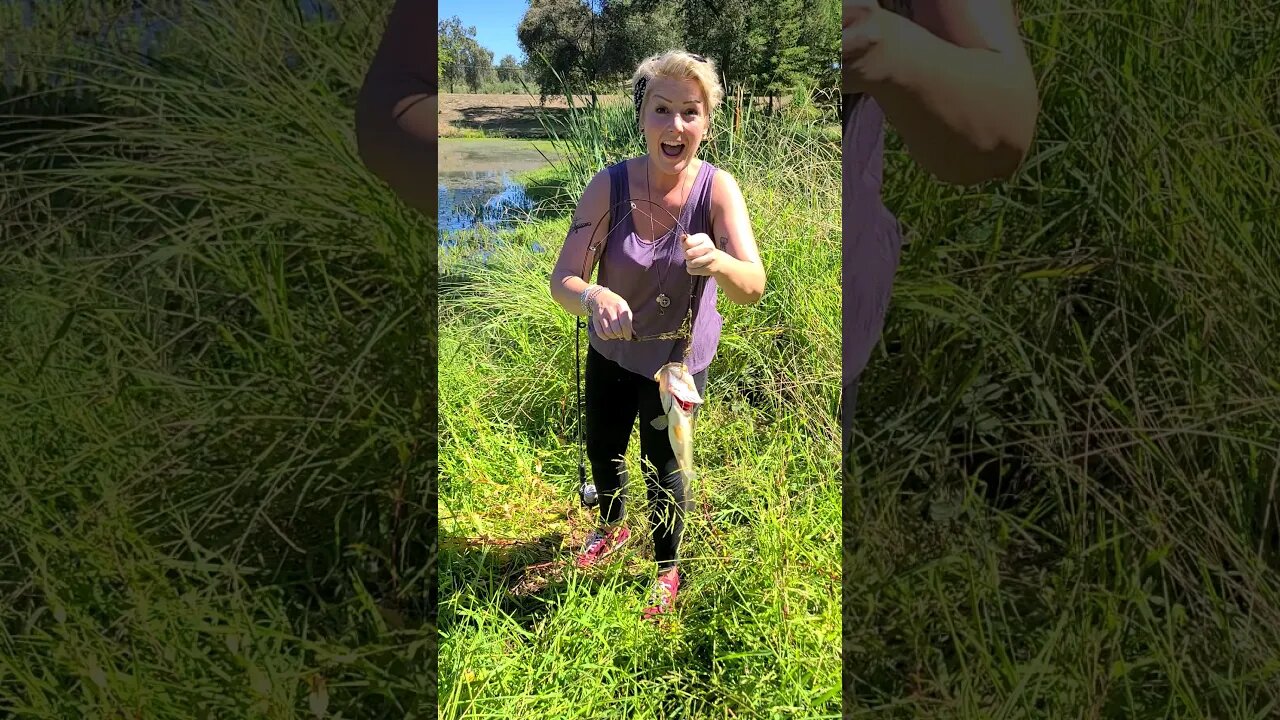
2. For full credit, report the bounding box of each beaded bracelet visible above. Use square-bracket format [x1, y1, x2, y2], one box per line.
[579, 284, 605, 314]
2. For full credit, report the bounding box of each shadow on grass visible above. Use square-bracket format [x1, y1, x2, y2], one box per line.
[438, 531, 653, 627]
[450, 105, 576, 139]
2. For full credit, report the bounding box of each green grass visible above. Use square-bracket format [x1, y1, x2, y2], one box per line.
[2, 0, 434, 717]
[845, 1, 1280, 717]
[3, 0, 1279, 717]
[439, 0, 1280, 718]
[441, 127, 492, 139]
[438, 71, 843, 716]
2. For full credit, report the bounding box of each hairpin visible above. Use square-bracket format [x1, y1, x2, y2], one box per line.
[633, 75, 648, 118]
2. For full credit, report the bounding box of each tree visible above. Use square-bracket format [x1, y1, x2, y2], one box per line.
[439, 45, 453, 85]
[681, 0, 754, 89]
[596, 0, 682, 91]
[517, 0, 678, 101]
[438, 16, 467, 93]
[462, 46, 496, 92]
[438, 16, 495, 93]
[517, 0, 595, 98]
[752, 0, 809, 99]
[496, 54, 523, 84]
[515, 0, 839, 103]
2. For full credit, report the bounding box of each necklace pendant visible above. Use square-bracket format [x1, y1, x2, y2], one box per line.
[656, 293, 670, 313]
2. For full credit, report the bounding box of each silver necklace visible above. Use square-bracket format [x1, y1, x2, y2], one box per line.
[645, 159, 693, 314]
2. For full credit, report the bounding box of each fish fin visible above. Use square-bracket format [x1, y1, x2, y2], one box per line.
[649, 415, 668, 430]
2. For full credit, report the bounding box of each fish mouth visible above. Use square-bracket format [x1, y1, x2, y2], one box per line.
[673, 397, 695, 413]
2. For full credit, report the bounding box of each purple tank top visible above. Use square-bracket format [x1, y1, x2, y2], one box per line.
[588, 158, 723, 379]
[843, 94, 904, 389]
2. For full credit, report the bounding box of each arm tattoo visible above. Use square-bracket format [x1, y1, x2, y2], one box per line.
[717, 235, 729, 249]
[569, 220, 592, 234]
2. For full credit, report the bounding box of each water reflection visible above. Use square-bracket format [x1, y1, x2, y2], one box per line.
[438, 139, 559, 249]
[438, 173, 535, 241]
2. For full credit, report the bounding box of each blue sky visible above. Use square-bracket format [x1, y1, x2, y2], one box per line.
[439, 0, 530, 64]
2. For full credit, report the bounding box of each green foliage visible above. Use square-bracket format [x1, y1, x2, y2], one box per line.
[439, 15, 495, 93]
[1, 0, 434, 716]
[515, 0, 839, 101]
[515, 0, 684, 100]
[843, 1, 1280, 715]
[496, 54, 524, 84]
[439, 81, 842, 716]
[439, 44, 453, 83]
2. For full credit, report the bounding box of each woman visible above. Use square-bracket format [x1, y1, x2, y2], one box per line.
[549, 50, 766, 621]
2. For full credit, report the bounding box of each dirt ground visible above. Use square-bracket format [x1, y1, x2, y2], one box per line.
[438, 93, 628, 139]
[437, 92, 822, 141]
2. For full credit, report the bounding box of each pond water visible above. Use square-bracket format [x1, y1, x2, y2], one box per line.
[438, 138, 560, 246]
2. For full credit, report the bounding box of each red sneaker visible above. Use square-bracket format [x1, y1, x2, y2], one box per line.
[642, 566, 680, 621]
[575, 525, 631, 568]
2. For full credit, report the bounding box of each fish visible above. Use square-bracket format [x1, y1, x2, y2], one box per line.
[651, 361, 703, 480]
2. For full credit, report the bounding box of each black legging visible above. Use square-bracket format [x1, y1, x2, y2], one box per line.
[585, 345, 707, 571]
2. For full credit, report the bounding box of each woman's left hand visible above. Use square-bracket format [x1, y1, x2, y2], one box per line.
[682, 233, 722, 276]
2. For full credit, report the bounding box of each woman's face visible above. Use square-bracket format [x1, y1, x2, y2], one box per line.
[640, 76, 709, 176]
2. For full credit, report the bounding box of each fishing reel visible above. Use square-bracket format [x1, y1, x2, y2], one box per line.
[577, 458, 598, 508]
[578, 481, 599, 509]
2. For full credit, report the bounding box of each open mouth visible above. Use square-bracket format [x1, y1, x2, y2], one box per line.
[674, 397, 694, 413]
[661, 141, 685, 158]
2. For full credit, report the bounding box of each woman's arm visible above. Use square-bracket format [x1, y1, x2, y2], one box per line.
[686, 170, 765, 306]
[354, 0, 438, 217]
[844, 0, 1039, 185]
[550, 170, 638, 340]
[549, 169, 611, 316]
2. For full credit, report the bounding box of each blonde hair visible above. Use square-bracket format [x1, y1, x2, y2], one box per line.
[630, 50, 724, 121]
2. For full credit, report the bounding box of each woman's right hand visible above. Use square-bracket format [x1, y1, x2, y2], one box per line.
[590, 289, 634, 340]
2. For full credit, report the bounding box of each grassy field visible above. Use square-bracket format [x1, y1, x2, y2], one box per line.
[2, 0, 434, 717]
[844, 2, 1280, 717]
[439, 78, 842, 716]
[441, 1, 1280, 719]
[3, 0, 1279, 718]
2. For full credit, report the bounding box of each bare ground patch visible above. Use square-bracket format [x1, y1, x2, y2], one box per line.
[438, 93, 628, 139]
